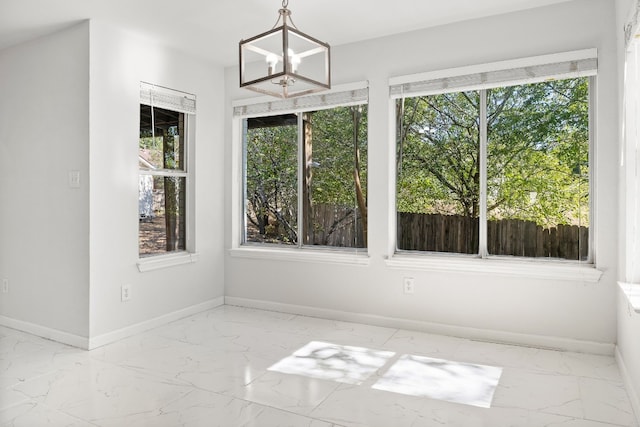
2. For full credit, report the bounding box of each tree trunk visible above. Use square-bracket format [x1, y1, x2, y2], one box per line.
[162, 115, 184, 251]
[302, 112, 314, 244]
[353, 106, 367, 247]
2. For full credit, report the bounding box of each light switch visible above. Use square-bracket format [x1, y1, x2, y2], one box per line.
[69, 171, 80, 188]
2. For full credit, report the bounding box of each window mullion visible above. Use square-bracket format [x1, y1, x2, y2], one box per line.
[588, 76, 596, 265]
[297, 112, 304, 248]
[241, 119, 248, 245]
[479, 89, 488, 258]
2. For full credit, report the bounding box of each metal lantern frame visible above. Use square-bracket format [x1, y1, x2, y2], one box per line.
[239, 1, 331, 99]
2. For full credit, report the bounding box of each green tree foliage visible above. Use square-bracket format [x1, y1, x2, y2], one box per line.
[245, 123, 298, 243]
[307, 106, 368, 246]
[244, 106, 368, 245]
[397, 78, 589, 228]
[397, 90, 481, 217]
[310, 106, 368, 207]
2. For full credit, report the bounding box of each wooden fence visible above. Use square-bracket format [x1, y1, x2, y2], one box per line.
[254, 205, 587, 259]
[397, 212, 588, 260]
[307, 204, 365, 247]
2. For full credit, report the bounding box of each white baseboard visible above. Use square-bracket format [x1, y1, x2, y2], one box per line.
[2, 296, 614, 356]
[224, 296, 615, 355]
[0, 315, 89, 349]
[615, 346, 640, 425]
[0, 297, 224, 350]
[88, 297, 224, 350]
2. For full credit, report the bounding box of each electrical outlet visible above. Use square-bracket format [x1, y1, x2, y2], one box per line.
[121, 284, 131, 302]
[1, 279, 8, 294]
[403, 277, 415, 294]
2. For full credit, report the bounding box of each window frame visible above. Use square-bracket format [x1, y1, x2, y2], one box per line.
[387, 50, 602, 281]
[231, 82, 371, 264]
[620, 29, 640, 308]
[136, 83, 198, 272]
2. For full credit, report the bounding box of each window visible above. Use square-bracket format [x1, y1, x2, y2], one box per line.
[394, 54, 595, 262]
[138, 83, 195, 257]
[622, 24, 640, 295]
[238, 88, 368, 250]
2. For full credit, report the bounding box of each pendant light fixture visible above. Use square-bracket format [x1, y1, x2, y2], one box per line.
[239, 0, 331, 99]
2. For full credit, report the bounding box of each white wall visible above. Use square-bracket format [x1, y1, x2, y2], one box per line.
[88, 20, 226, 340]
[224, 0, 620, 351]
[0, 19, 226, 346]
[0, 22, 90, 338]
[616, 0, 640, 418]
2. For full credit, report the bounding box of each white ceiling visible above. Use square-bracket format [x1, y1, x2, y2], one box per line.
[0, 0, 573, 67]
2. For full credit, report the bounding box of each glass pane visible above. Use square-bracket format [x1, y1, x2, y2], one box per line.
[139, 104, 185, 171]
[244, 114, 298, 245]
[396, 92, 480, 254]
[139, 175, 186, 256]
[486, 78, 589, 260]
[302, 106, 368, 248]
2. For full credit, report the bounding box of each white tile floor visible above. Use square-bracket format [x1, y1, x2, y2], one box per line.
[1, 305, 637, 427]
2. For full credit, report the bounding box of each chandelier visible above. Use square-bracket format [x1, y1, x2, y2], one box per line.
[239, 0, 331, 98]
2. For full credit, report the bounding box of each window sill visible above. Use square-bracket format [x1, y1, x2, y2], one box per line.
[385, 254, 603, 282]
[618, 282, 640, 313]
[137, 252, 200, 272]
[229, 246, 370, 266]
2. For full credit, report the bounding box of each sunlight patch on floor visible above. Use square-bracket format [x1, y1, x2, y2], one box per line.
[372, 354, 503, 408]
[268, 341, 395, 385]
[269, 341, 503, 408]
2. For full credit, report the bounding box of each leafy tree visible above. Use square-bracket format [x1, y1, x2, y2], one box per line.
[307, 106, 368, 246]
[397, 77, 589, 229]
[245, 122, 298, 243]
[244, 106, 368, 246]
[487, 79, 589, 227]
[310, 107, 368, 206]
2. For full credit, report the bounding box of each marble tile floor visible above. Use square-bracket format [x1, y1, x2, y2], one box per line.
[0, 305, 637, 427]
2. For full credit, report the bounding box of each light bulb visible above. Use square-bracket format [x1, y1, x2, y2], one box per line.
[266, 53, 278, 75]
[287, 48, 300, 73]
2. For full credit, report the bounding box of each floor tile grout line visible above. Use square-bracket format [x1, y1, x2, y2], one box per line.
[380, 328, 402, 348]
